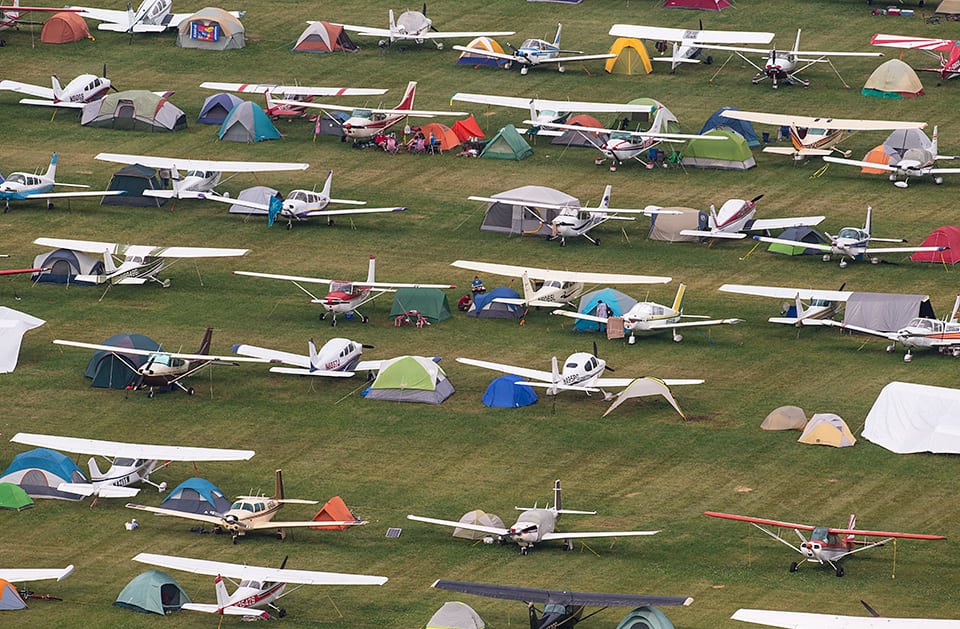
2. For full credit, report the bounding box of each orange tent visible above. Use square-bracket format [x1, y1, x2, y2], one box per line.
[452, 115, 485, 142]
[41, 11, 92, 44]
[860, 144, 897, 174]
[420, 122, 461, 151]
[311, 496, 359, 531]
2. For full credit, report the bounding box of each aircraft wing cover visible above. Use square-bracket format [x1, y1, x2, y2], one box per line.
[407, 514, 509, 536]
[433, 579, 693, 607]
[718, 284, 854, 302]
[0, 567, 74, 583]
[609, 24, 774, 45]
[132, 553, 387, 585]
[719, 110, 926, 131]
[451, 260, 670, 284]
[94, 153, 309, 173]
[456, 357, 552, 383]
[731, 608, 958, 627]
[11, 432, 255, 461]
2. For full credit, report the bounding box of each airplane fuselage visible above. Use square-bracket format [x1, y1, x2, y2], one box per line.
[179, 170, 221, 193]
[797, 526, 856, 566]
[894, 318, 960, 352]
[279, 189, 330, 220]
[0, 173, 53, 200]
[530, 280, 585, 305]
[91, 457, 158, 487]
[314, 282, 374, 315]
[57, 74, 111, 104]
[552, 209, 604, 240]
[220, 497, 286, 537]
[711, 198, 756, 233]
[513, 38, 559, 66]
[132, 0, 174, 28]
[828, 227, 871, 259]
[622, 302, 681, 332]
[342, 109, 407, 139]
[226, 580, 286, 611]
[788, 125, 846, 154]
[600, 131, 660, 166]
[313, 338, 363, 371]
[558, 351, 606, 388]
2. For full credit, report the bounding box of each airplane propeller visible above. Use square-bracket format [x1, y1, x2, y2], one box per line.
[361, 344, 375, 349]
[593, 341, 615, 372]
[750, 194, 764, 203]
[861, 601, 881, 617]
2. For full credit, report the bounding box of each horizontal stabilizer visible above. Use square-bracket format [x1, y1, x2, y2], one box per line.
[679, 229, 747, 239]
[269, 366, 354, 377]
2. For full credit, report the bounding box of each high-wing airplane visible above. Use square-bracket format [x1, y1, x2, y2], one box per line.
[732, 605, 960, 628]
[450, 260, 670, 308]
[127, 469, 366, 542]
[0, 153, 121, 212]
[433, 579, 693, 628]
[199, 81, 388, 119]
[719, 110, 927, 160]
[33, 236, 250, 287]
[133, 553, 387, 620]
[0, 71, 172, 109]
[608, 23, 774, 71]
[195, 170, 406, 229]
[706, 511, 945, 577]
[871, 33, 960, 84]
[754, 207, 947, 267]
[699, 29, 882, 88]
[452, 23, 615, 75]
[408, 480, 660, 555]
[0, 266, 46, 276]
[0, 566, 74, 583]
[67, 0, 243, 33]
[232, 337, 371, 377]
[329, 6, 513, 50]
[52, 327, 270, 396]
[667, 195, 825, 240]
[718, 283, 852, 325]
[234, 256, 456, 325]
[10, 432, 254, 501]
[824, 126, 960, 187]
[552, 284, 743, 343]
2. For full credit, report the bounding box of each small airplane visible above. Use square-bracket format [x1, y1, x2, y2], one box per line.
[733, 604, 960, 628]
[0, 70, 172, 109]
[132, 553, 387, 620]
[67, 0, 243, 33]
[408, 480, 660, 555]
[0, 2, 81, 34]
[127, 469, 366, 542]
[234, 256, 456, 326]
[552, 284, 743, 343]
[718, 110, 927, 160]
[718, 283, 852, 326]
[10, 432, 254, 500]
[452, 23, 615, 75]
[330, 5, 513, 50]
[705, 511, 945, 577]
[273, 81, 467, 140]
[52, 327, 271, 396]
[754, 207, 947, 267]
[698, 29, 882, 88]
[232, 337, 371, 377]
[199, 81, 388, 119]
[667, 195, 825, 240]
[33, 236, 250, 287]
[450, 260, 670, 308]
[871, 33, 960, 84]
[433, 579, 693, 628]
[0, 265, 47, 276]
[0, 566, 74, 583]
[0, 153, 121, 212]
[469, 185, 680, 246]
[823, 126, 960, 187]
[608, 23, 774, 71]
[195, 170, 406, 229]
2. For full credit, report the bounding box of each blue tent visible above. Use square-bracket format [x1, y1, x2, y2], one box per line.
[699, 107, 760, 147]
[482, 374, 537, 408]
[468, 286, 523, 319]
[574, 288, 638, 332]
[218, 101, 281, 142]
[197, 92, 244, 124]
[161, 477, 231, 515]
[0, 448, 87, 501]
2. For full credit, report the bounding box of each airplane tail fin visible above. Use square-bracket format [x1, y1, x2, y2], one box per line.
[553, 479, 562, 511]
[320, 170, 333, 200]
[932, 124, 939, 156]
[214, 574, 230, 611]
[366, 255, 376, 283]
[126, 1, 136, 30]
[949, 296, 960, 324]
[864, 205, 872, 234]
[197, 327, 213, 355]
[45, 153, 58, 181]
[397, 81, 417, 111]
[671, 283, 687, 314]
[846, 514, 857, 542]
[708, 204, 719, 230]
[553, 23, 562, 47]
[599, 185, 612, 210]
[308, 338, 320, 370]
[389, 8, 396, 32]
[793, 28, 802, 53]
[87, 457, 103, 481]
[51, 76, 64, 102]
[520, 270, 536, 305]
[101, 249, 117, 274]
[273, 469, 285, 501]
[169, 166, 183, 196]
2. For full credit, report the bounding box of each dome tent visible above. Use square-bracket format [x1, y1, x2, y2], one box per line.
[0, 448, 87, 501]
[482, 375, 538, 407]
[863, 59, 924, 99]
[218, 101, 281, 142]
[41, 11, 92, 43]
[197, 92, 244, 124]
[293, 21, 358, 52]
[362, 356, 454, 404]
[84, 332, 162, 389]
[177, 7, 245, 50]
[81, 90, 187, 131]
[114, 570, 191, 615]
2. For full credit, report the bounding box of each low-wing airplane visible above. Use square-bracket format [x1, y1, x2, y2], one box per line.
[330, 5, 513, 50]
[0, 153, 121, 212]
[234, 256, 456, 325]
[133, 553, 387, 620]
[754, 207, 946, 267]
[450, 260, 670, 308]
[67, 0, 243, 33]
[0, 71, 170, 108]
[408, 480, 660, 555]
[719, 110, 927, 160]
[433, 579, 693, 628]
[52, 327, 270, 396]
[706, 511, 945, 577]
[668, 195, 825, 240]
[10, 432, 254, 500]
[552, 284, 743, 343]
[452, 23, 615, 75]
[232, 337, 371, 377]
[33, 236, 250, 287]
[608, 23, 774, 71]
[871, 33, 960, 84]
[127, 469, 366, 542]
[199, 81, 388, 119]
[718, 283, 851, 325]
[733, 605, 960, 628]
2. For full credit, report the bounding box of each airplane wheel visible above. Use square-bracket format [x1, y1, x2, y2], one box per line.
[562, 540, 573, 551]
[789, 562, 798, 573]
[148, 390, 155, 399]
[278, 608, 287, 618]
[436, 42, 443, 50]
[319, 313, 326, 321]
[839, 260, 848, 269]
[47, 201, 55, 210]
[935, 177, 944, 185]
[673, 334, 683, 343]
[232, 536, 239, 544]
[362, 316, 369, 323]
[520, 547, 528, 556]
[520, 67, 528, 75]
[886, 344, 896, 353]
[187, 387, 195, 396]
[331, 319, 337, 327]
[904, 353, 913, 363]
[705, 55, 713, 65]
[822, 254, 831, 262]
[287, 223, 293, 230]
[560, 240, 565, 248]
[836, 566, 845, 577]
[557, 66, 565, 73]
[594, 239, 600, 247]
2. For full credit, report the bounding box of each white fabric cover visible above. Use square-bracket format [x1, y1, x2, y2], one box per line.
[864, 381, 960, 454]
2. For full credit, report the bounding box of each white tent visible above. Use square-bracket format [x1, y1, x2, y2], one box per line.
[427, 601, 486, 629]
[864, 381, 960, 454]
[0, 307, 45, 373]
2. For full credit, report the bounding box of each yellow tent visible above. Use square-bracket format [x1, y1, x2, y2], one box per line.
[605, 38, 652, 75]
[798, 413, 856, 447]
[761, 405, 807, 430]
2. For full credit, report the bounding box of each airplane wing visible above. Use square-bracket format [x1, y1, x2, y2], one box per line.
[407, 514, 510, 536]
[94, 153, 310, 173]
[609, 24, 774, 45]
[66, 6, 130, 25]
[22, 191, 123, 200]
[595, 377, 704, 387]
[0, 566, 74, 583]
[468, 196, 667, 216]
[551, 309, 742, 331]
[233, 344, 310, 368]
[456, 357, 552, 383]
[529, 53, 617, 65]
[451, 93, 654, 114]
[753, 235, 834, 253]
[451, 260, 671, 285]
[32, 237, 250, 258]
[871, 33, 957, 52]
[269, 366, 355, 378]
[271, 99, 468, 118]
[533, 120, 725, 142]
[718, 284, 854, 302]
[749, 216, 826, 231]
[451, 45, 520, 64]
[11, 432, 256, 462]
[51, 339, 271, 364]
[719, 110, 926, 131]
[331, 23, 393, 37]
[132, 553, 388, 586]
[127, 503, 227, 525]
[411, 30, 515, 40]
[297, 207, 407, 219]
[705, 511, 817, 531]
[866, 245, 949, 255]
[0, 80, 54, 100]
[58, 482, 140, 498]
[199, 81, 388, 97]
[822, 157, 897, 173]
[540, 530, 659, 541]
[697, 43, 881, 59]
[182, 603, 268, 618]
[732, 608, 959, 627]
[244, 519, 365, 530]
[233, 270, 454, 291]
[433, 579, 693, 608]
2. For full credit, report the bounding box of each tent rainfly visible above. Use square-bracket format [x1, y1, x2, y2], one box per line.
[197, 92, 244, 124]
[389, 288, 452, 323]
[681, 129, 755, 170]
[862, 59, 924, 99]
[700, 107, 760, 147]
[761, 406, 807, 430]
[0, 306, 45, 373]
[160, 477, 231, 515]
[479, 185, 576, 236]
[605, 38, 652, 75]
[0, 448, 87, 501]
[312, 496, 360, 530]
[363, 356, 455, 404]
[468, 287, 524, 319]
[480, 124, 533, 160]
[912, 226, 960, 264]
[218, 101, 281, 142]
[864, 381, 960, 453]
[457, 36, 507, 66]
[798, 413, 856, 447]
[81, 90, 187, 131]
[427, 601, 487, 629]
[102, 164, 166, 207]
[574, 288, 638, 332]
[420, 122, 461, 152]
[85, 332, 162, 389]
[176, 7, 245, 50]
[114, 570, 191, 615]
[452, 509, 506, 539]
[292, 21, 358, 52]
[482, 374, 538, 408]
[41, 11, 92, 43]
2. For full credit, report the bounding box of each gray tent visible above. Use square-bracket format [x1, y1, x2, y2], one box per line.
[81, 90, 187, 131]
[452, 509, 505, 540]
[844, 292, 933, 332]
[427, 601, 487, 629]
[176, 8, 245, 50]
[114, 570, 191, 615]
[883, 127, 932, 164]
[479, 185, 577, 237]
[229, 185, 278, 216]
[648, 208, 707, 242]
[363, 356, 455, 404]
[102, 164, 167, 207]
[32, 248, 104, 284]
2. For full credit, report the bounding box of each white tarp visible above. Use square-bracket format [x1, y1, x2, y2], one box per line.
[863, 381, 960, 454]
[0, 307, 45, 373]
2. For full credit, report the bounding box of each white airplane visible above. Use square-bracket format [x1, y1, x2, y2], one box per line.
[234, 256, 456, 325]
[0, 3, 81, 33]
[733, 606, 960, 628]
[233, 337, 371, 377]
[450, 260, 670, 308]
[552, 284, 743, 343]
[699, 29, 882, 88]
[719, 110, 927, 160]
[452, 23, 615, 75]
[469, 185, 679, 246]
[408, 480, 659, 555]
[754, 207, 947, 267]
[0, 153, 121, 212]
[195, 170, 406, 229]
[10, 432, 254, 501]
[329, 6, 513, 50]
[67, 0, 243, 33]
[608, 23, 774, 71]
[132, 553, 387, 620]
[33, 236, 250, 287]
[126, 469, 366, 542]
[199, 81, 388, 119]
[0, 566, 74, 583]
[668, 195, 825, 240]
[824, 126, 960, 187]
[0, 71, 172, 109]
[718, 283, 851, 325]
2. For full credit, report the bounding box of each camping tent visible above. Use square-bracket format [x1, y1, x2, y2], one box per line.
[766, 225, 828, 255]
[0, 448, 87, 501]
[937, 0, 960, 13]
[862, 59, 924, 98]
[480, 124, 533, 160]
[859, 143, 898, 174]
[84, 332, 162, 389]
[457, 36, 507, 66]
[479, 185, 575, 236]
[218, 101, 281, 142]
[603, 377, 687, 420]
[0, 580, 26, 610]
[842, 292, 932, 332]
[160, 477, 231, 515]
[912, 226, 960, 263]
[292, 21, 358, 52]
[102, 164, 166, 207]
[452, 509, 506, 539]
[0, 306, 44, 373]
[884, 127, 932, 159]
[616, 606, 678, 629]
[0, 483, 33, 511]
[648, 208, 707, 242]
[482, 375, 538, 408]
[427, 601, 487, 629]
[681, 129, 755, 170]
[114, 570, 191, 615]
[228, 186, 278, 215]
[312, 495, 359, 530]
[574, 288, 638, 332]
[699, 107, 760, 147]
[798, 413, 856, 447]
[420, 122, 461, 152]
[551, 114, 605, 148]
[452, 115, 485, 143]
[197, 92, 244, 124]
[363, 356, 455, 404]
[41, 11, 92, 43]
[761, 405, 807, 430]
[81, 90, 187, 131]
[467, 286, 523, 319]
[389, 288, 452, 323]
[177, 8, 245, 50]
[863, 381, 960, 454]
[605, 38, 652, 75]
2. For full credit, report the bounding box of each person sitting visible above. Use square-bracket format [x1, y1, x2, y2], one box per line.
[385, 135, 398, 154]
[457, 294, 472, 311]
[471, 275, 485, 295]
[413, 135, 426, 154]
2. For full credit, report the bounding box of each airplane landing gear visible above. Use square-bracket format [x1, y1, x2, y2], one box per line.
[520, 546, 529, 555]
[904, 352, 913, 363]
[562, 539, 574, 551]
[672, 331, 683, 343]
[886, 344, 896, 353]
[836, 566, 845, 577]
[47, 200, 55, 210]
[789, 561, 798, 573]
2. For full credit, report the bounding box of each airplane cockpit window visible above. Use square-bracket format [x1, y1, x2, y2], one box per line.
[352, 108, 372, 118]
[245, 581, 261, 590]
[544, 280, 562, 289]
[609, 130, 632, 141]
[373, 113, 386, 121]
[186, 170, 203, 178]
[912, 318, 936, 331]
[170, 358, 185, 368]
[149, 353, 171, 366]
[330, 281, 352, 293]
[811, 526, 830, 542]
[520, 39, 536, 49]
[255, 502, 265, 512]
[241, 502, 255, 512]
[837, 227, 865, 240]
[6, 174, 27, 184]
[115, 457, 136, 467]
[586, 357, 597, 371]
[290, 191, 309, 202]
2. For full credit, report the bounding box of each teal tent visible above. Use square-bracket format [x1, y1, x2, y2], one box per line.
[389, 288, 452, 323]
[480, 124, 532, 160]
[218, 101, 281, 142]
[0, 483, 33, 510]
[114, 570, 191, 615]
[574, 288, 638, 332]
[84, 333, 161, 389]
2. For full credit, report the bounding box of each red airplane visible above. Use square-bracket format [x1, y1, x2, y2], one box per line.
[871, 34, 960, 83]
[0, 3, 80, 33]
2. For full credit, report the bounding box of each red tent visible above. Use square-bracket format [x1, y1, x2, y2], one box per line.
[451, 115, 485, 142]
[311, 496, 359, 530]
[664, 0, 731, 9]
[292, 21, 357, 53]
[911, 226, 960, 263]
[41, 11, 92, 43]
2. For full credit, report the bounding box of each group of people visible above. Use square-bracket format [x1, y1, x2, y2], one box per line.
[369, 127, 442, 155]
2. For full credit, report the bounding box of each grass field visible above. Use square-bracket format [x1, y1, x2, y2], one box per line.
[2, 1, 960, 627]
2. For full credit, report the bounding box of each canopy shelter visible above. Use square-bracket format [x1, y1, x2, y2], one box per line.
[177, 7, 245, 50]
[574, 288, 638, 332]
[467, 286, 523, 319]
[605, 38, 652, 75]
[798, 413, 856, 447]
[0, 448, 87, 501]
[863, 59, 924, 99]
[912, 226, 960, 263]
[864, 381, 960, 454]
[389, 288, 452, 323]
[82, 90, 187, 131]
[479, 185, 576, 237]
[843, 292, 932, 332]
[197, 92, 244, 125]
[114, 570, 191, 615]
[363, 356, 455, 404]
[84, 332, 162, 389]
[102, 164, 166, 207]
[160, 477, 231, 516]
[292, 20, 357, 52]
[41, 11, 92, 43]
[482, 374, 538, 408]
[218, 101, 280, 142]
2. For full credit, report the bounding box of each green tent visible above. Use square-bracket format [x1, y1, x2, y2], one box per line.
[0, 483, 33, 511]
[616, 606, 677, 629]
[681, 129, 755, 170]
[480, 124, 532, 160]
[389, 288, 452, 323]
[114, 570, 191, 615]
[364, 356, 455, 404]
[766, 225, 828, 256]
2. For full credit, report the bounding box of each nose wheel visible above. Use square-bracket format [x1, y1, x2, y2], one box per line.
[789, 561, 798, 573]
